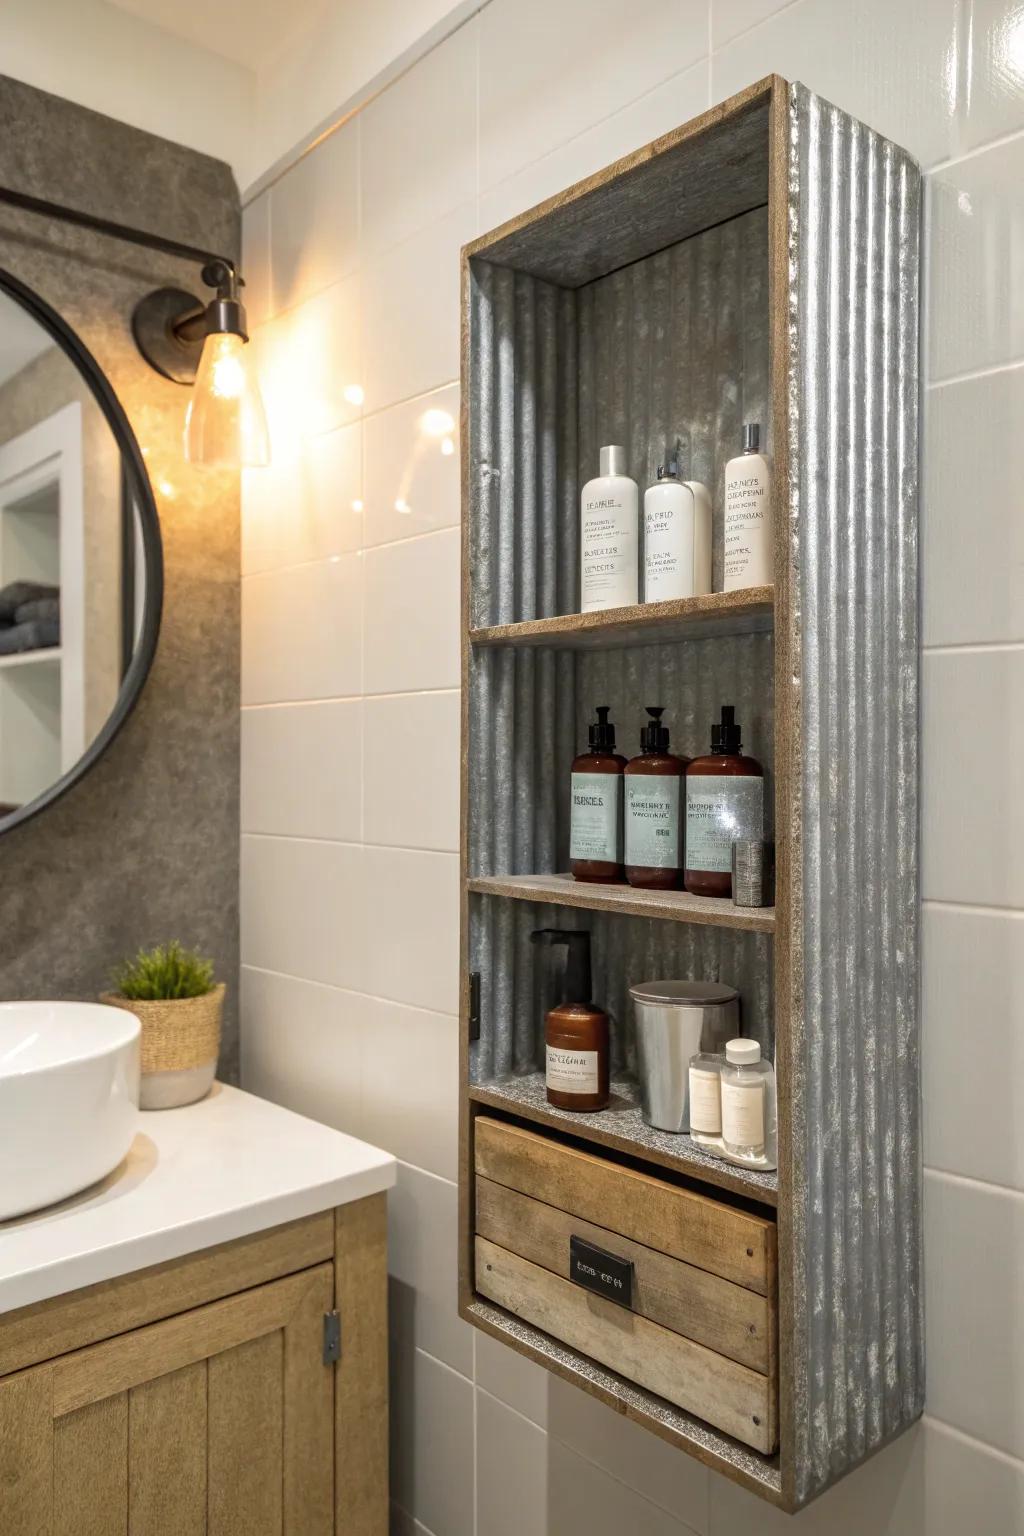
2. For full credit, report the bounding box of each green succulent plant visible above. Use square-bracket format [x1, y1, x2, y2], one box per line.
[112, 941, 216, 1001]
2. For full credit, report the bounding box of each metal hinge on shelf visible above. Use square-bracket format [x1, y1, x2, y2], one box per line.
[322, 1310, 341, 1365]
[469, 972, 481, 1042]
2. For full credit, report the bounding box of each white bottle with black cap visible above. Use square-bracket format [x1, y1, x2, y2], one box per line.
[643, 460, 712, 602]
[580, 445, 638, 612]
[723, 422, 772, 590]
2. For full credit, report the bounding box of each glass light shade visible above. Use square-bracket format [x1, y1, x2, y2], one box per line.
[184, 331, 270, 467]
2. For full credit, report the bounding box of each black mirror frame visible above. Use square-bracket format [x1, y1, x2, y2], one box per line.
[0, 267, 163, 837]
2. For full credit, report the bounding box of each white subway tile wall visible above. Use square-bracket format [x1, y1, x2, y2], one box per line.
[239, 2, 1024, 1529]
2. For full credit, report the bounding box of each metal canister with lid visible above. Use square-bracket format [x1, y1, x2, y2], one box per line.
[629, 979, 740, 1133]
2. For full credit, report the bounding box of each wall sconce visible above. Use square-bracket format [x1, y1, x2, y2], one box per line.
[133, 263, 269, 467]
[0, 185, 270, 469]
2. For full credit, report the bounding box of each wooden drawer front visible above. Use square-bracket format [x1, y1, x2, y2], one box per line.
[473, 1117, 778, 1454]
[476, 1237, 775, 1453]
[474, 1117, 775, 1294]
[476, 1176, 771, 1372]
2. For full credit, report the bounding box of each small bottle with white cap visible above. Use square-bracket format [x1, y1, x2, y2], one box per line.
[720, 1038, 776, 1160]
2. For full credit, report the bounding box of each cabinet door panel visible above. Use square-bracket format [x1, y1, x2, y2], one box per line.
[208, 1332, 284, 1536]
[54, 1394, 128, 1536]
[129, 1362, 207, 1536]
[0, 1263, 337, 1536]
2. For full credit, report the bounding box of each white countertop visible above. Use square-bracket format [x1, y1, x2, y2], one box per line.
[0, 1083, 396, 1315]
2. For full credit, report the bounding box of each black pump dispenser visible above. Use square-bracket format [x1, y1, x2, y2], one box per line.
[530, 929, 592, 1005]
[639, 705, 671, 753]
[711, 704, 742, 754]
[588, 705, 617, 751]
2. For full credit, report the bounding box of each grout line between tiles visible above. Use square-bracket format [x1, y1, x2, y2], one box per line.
[708, 0, 806, 56]
[242, 685, 459, 709]
[923, 1165, 1024, 1201]
[415, 1344, 475, 1387]
[241, 960, 459, 1024]
[921, 898, 1024, 917]
[922, 640, 1024, 655]
[925, 120, 1024, 179]
[923, 1413, 1024, 1471]
[927, 356, 1024, 390]
[241, 830, 457, 855]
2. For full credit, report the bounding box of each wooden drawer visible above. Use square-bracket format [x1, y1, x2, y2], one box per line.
[473, 1117, 778, 1454]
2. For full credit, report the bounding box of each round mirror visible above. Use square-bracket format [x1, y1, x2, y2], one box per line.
[0, 270, 162, 834]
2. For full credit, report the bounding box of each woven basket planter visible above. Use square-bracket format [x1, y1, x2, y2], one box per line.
[99, 983, 224, 1109]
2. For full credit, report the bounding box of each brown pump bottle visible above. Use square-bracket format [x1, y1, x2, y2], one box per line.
[684, 705, 764, 898]
[624, 707, 688, 890]
[530, 929, 609, 1111]
[570, 706, 627, 883]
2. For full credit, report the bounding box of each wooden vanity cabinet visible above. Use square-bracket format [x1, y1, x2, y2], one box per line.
[0, 1195, 387, 1536]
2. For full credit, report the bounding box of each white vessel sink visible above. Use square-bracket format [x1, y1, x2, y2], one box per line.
[0, 1002, 141, 1220]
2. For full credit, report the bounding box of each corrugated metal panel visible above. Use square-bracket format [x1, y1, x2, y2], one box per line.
[788, 82, 923, 1502]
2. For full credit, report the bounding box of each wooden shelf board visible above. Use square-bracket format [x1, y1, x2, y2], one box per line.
[469, 1072, 778, 1205]
[0, 646, 62, 671]
[464, 1297, 784, 1502]
[467, 872, 775, 933]
[469, 587, 774, 651]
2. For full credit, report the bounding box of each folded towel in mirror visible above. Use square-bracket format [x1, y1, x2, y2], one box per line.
[0, 581, 60, 625]
[13, 597, 59, 624]
[0, 618, 60, 654]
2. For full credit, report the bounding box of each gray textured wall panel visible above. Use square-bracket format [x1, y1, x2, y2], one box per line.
[788, 83, 923, 1501]
[0, 78, 241, 1077]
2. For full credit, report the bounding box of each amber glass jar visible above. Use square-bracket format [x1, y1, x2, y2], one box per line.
[570, 706, 626, 883]
[684, 706, 764, 898]
[624, 707, 688, 890]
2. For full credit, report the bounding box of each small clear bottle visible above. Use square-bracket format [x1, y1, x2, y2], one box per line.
[720, 1039, 776, 1162]
[688, 1052, 723, 1147]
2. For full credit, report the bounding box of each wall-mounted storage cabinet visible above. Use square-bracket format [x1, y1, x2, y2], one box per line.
[459, 76, 922, 1510]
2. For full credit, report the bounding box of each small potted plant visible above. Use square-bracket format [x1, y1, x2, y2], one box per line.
[101, 942, 224, 1110]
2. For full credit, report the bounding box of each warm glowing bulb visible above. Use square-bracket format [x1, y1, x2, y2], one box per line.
[395, 498, 411, 514]
[420, 407, 455, 437]
[351, 499, 364, 513]
[185, 331, 270, 468]
[343, 384, 365, 406]
[440, 436, 455, 457]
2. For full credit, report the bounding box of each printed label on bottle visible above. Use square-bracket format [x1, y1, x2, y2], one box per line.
[570, 773, 622, 864]
[625, 775, 680, 868]
[723, 458, 771, 590]
[581, 487, 638, 610]
[546, 1044, 599, 1094]
[644, 485, 695, 602]
[721, 1077, 765, 1150]
[688, 1067, 723, 1134]
[685, 776, 763, 873]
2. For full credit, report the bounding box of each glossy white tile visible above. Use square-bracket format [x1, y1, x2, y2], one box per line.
[390, 1347, 474, 1536]
[547, 1437, 690, 1536]
[388, 1163, 473, 1377]
[361, 846, 459, 1015]
[363, 528, 460, 696]
[478, 0, 707, 192]
[240, 834, 365, 993]
[921, 648, 1024, 907]
[239, 966, 363, 1138]
[361, 20, 477, 257]
[360, 201, 474, 414]
[923, 904, 1024, 1190]
[242, 419, 363, 577]
[928, 137, 1024, 380]
[474, 1330, 551, 1428]
[711, 0, 799, 47]
[359, 995, 458, 1181]
[257, 276, 363, 458]
[241, 191, 271, 328]
[241, 699, 362, 842]
[925, 1171, 1024, 1458]
[363, 692, 460, 853]
[476, 1390, 549, 1536]
[241, 553, 362, 705]
[548, 1374, 710, 1533]
[961, 0, 1024, 151]
[270, 116, 359, 312]
[712, 0, 958, 170]
[362, 384, 460, 549]
[479, 62, 710, 231]
[923, 367, 1024, 645]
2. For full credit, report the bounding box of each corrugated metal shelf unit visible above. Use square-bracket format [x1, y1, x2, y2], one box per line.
[458, 75, 921, 1511]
